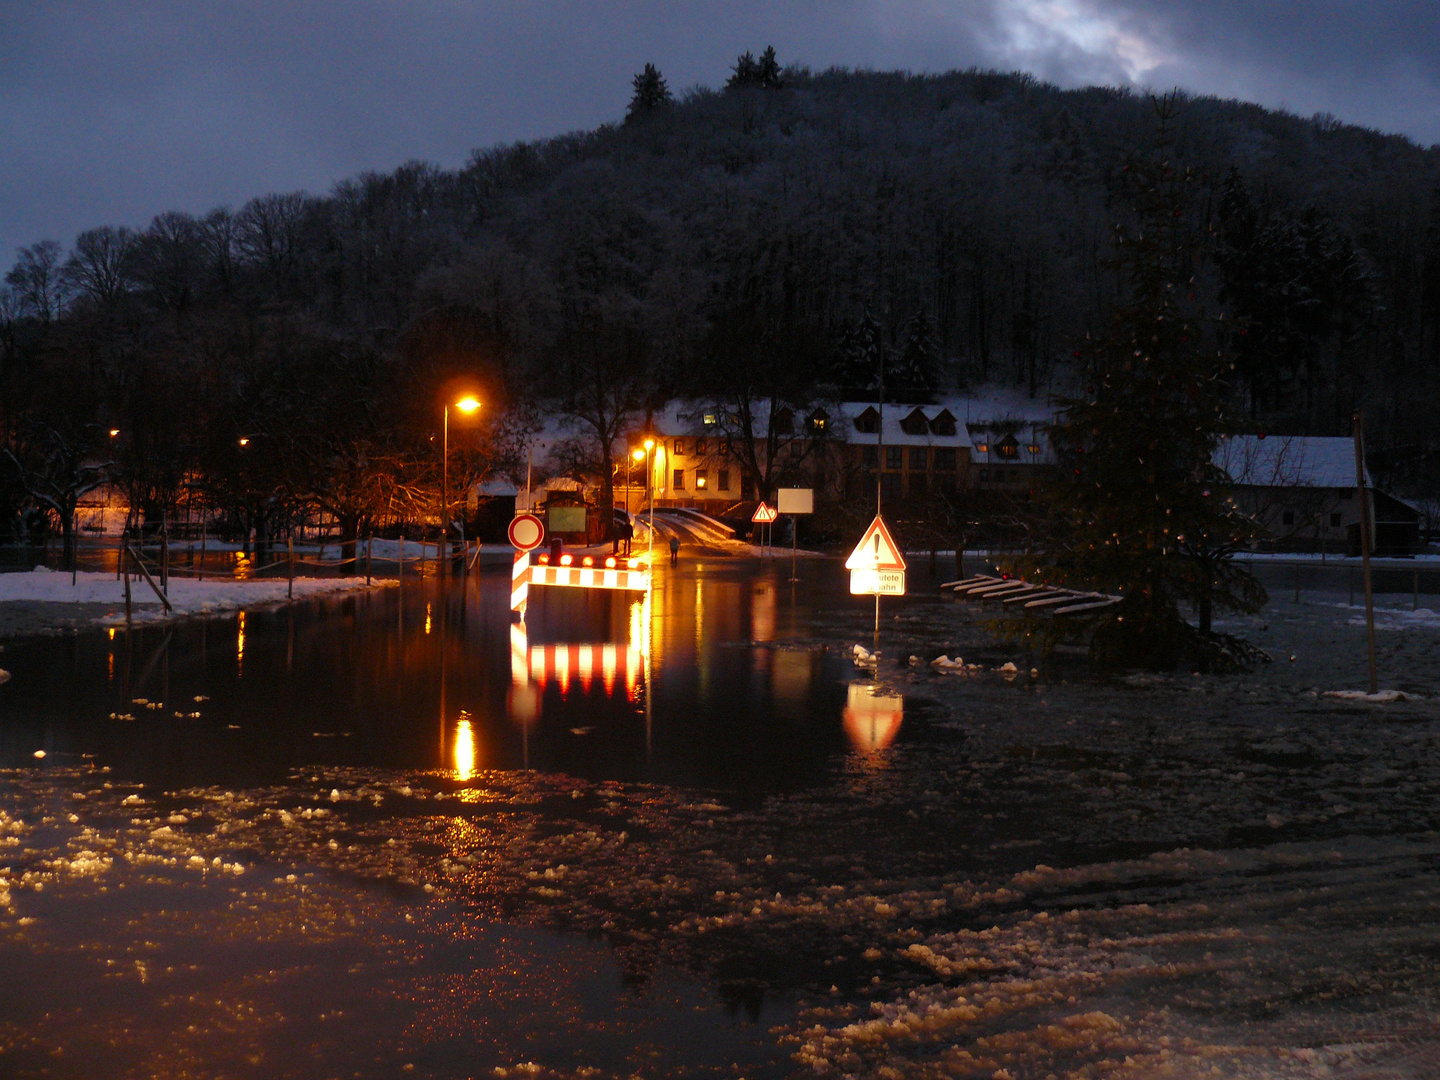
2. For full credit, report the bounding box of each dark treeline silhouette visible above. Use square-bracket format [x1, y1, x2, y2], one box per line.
[4, 59, 1439, 554]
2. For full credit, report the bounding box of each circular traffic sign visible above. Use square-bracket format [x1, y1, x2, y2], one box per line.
[508, 513, 545, 551]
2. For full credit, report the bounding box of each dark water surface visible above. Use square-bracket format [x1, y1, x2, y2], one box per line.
[1, 560, 872, 793]
[11, 559, 1440, 1078]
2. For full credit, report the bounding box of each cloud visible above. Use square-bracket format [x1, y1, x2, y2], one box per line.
[2, 1, 1437, 263]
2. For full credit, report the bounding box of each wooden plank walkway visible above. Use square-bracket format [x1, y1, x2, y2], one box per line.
[939, 574, 1122, 616]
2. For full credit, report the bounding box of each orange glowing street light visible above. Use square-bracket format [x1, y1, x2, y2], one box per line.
[108, 428, 120, 438]
[443, 396, 482, 576]
[237, 437, 249, 447]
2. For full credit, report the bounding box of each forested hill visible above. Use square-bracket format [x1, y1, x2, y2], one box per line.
[5, 66, 1440, 499]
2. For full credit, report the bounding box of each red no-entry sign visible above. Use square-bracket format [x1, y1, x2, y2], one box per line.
[508, 513, 545, 551]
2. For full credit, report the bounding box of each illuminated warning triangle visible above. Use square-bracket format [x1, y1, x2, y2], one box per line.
[845, 515, 907, 571]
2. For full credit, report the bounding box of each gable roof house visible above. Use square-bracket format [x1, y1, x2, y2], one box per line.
[1214, 435, 1419, 556]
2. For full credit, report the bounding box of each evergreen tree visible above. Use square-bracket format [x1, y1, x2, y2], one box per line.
[727, 51, 758, 89]
[1039, 97, 1266, 671]
[756, 46, 783, 89]
[891, 309, 942, 394]
[727, 46, 783, 90]
[625, 63, 672, 122]
[833, 311, 885, 396]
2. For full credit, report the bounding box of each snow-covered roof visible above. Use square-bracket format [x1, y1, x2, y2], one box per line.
[833, 401, 973, 448]
[1214, 435, 1367, 489]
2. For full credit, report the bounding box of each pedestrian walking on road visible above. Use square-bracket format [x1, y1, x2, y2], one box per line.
[668, 535, 679, 566]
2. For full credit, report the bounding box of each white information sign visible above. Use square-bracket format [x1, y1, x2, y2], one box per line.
[850, 568, 906, 596]
[776, 488, 814, 515]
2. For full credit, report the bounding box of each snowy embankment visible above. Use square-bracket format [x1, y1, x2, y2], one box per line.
[0, 567, 390, 633]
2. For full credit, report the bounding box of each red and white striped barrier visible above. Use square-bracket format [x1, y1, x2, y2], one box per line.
[510, 553, 650, 617]
[511, 551, 531, 616]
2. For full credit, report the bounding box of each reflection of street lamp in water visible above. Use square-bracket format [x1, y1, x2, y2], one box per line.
[454, 712, 476, 780]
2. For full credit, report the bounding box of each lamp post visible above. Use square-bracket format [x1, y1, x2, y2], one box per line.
[643, 438, 655, 562]
[630, 448, 645, 516]
[443, 397, 482, 577]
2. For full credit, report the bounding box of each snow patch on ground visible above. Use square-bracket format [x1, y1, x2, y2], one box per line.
[0, 568, 392, 627]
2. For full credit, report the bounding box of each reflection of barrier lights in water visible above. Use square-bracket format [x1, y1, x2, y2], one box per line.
[521, 642, 644, 695]
[236, 611, 246, 676]
[454, 712, 476, 780]
[842, 683, 903, 754]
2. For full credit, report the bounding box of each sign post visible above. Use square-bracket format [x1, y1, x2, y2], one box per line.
[776, 488, 813, 582]
[751, 501, 777, 557]
[508, 514, 546, 620]
[845, 515, 907, 647]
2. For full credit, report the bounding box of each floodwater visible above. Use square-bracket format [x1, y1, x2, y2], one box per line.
[5, 558, 1440, 1078]
[1, 560, 860, 791]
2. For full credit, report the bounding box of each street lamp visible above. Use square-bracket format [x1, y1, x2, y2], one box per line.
[630, 448, 645, 516]
[443, 397, 482, 577]
[642, 438, 655, 562]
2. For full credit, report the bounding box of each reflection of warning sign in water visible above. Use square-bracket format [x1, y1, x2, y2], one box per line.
[843, 683, 903, 752]
[845, 515, 906, 595]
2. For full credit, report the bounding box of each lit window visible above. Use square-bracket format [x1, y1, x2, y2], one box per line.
[696, 470, 708, 489]
[977, 443, 988, 454]
[1027, 444, 1041, 455]
[673, 468, 684, 490]
[673, 438, 686, 456]
[704, 413, 716, 425]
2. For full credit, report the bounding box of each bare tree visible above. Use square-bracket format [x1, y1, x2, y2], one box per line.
[5, 241, 67, 322]
[62, 227, 137, 308]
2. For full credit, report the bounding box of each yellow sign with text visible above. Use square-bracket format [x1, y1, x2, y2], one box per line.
[849, 568, 906, 596]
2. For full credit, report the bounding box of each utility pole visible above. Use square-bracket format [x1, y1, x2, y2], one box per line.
[1353, 412, 1378, 695]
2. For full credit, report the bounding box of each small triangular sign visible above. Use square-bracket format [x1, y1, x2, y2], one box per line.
[845, 515, 907, 571]
[751, 501, 778, 523]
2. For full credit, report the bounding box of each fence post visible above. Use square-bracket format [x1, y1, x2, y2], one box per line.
[199, 528, 206, 582]
[161, 523, 169, 593]
[398, 534, 404, 585]
[366, 535, 372, 586]
[122, 544, 132, 626]
[288, 537, 294, 601]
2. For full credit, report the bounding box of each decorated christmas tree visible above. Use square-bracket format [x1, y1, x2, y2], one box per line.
[1038, 96, 1267, 671]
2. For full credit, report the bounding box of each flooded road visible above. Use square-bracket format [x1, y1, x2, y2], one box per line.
[0, 561, 856, 792]
[4, 559, 1440, 1078]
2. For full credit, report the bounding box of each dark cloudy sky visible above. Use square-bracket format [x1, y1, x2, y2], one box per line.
[4, 1, 1439, 262]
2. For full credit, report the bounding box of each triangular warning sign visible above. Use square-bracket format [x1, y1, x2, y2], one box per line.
[751, 501, 778, 523]
[845, 515, 907, 571]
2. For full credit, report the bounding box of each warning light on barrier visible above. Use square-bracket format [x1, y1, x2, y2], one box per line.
[538, 554, 549, 564]
[605, 557, 617, 568]
[582, 556, 594, 567]
[560, 554, 573, 566]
